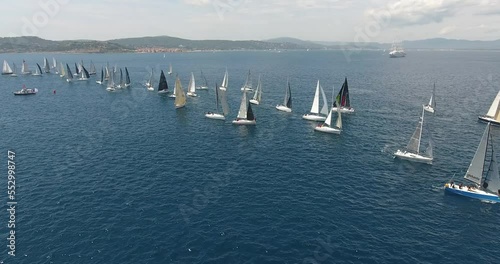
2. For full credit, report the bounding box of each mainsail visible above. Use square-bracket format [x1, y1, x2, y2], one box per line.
[174, 77, 186, 108]
[125, 67, 131, 86]
[43, 57, 50, 73]
[252, 75, 262, 102]
[158, 70, 168, 92]
[406, 107, 425, 154]
[2, 60, 13, 75]
[334, 78, 350, 108]
[237, 91, 249, 119]
[464, 123, 490, 185]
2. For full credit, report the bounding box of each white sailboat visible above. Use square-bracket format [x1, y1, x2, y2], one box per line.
[174, 77, 187, 109]
[444, 123, 500, 203]
[240, 70, 253, 91]
[32, 63, 42, 76]
[43, 57, 50, 73]
[315, 87, 342, 134]
[423, 83, 436, 113]
[303, 80, 329, 121]
[96, 67, 104, 84]
[51, 57, 58, 73]
[394, 106, 433, 164]
[146, 68, 155, 91]
[88, 60, 96, 75]
[65, 64, 73, 82]
[78, 65, 90, 81]
[479, 90, 500, 125]
[206, 83, 229, 120]
[187, 72, 198, 97]
[21, 60, 31, 75]
[276, 79, 292, 112]
[106, 71, 115, 91]
[249, 75, 262, 105]
[219, 69, 228, 91]
[59, 62, 65, 78]
[389, 41, 406, 58]
[167, 63, 173, 75]
[10, 63, 17, 77]
[232, 88, 256, 125]
[196, 70, 209, 90]
[2, 60, 13, 75]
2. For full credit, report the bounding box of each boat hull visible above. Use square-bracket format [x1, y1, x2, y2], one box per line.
[444, 183, 500, 203]
[96, 81, 103, 84]
[232, 119, 256, 125]
[106, 87, 115, 91]
[314, 125, 341, 134]
[478, 116, 500, 126]
[169, 94, 176, 98]
[205, 113, 225, 120]
[13, 88, 38, 95]
[219, 87, 227, 91]
[276, 105, 292, 112]
[393, 149, 433, 164]
[423, 105, 435, 113]
[197, 86, 209, 90]
[157, 89, 168, 94]
[241, 88, 254, 92]
[187, 92, 198, 97]
[332, 107, 354, 113]
[303, 114, 326, 121]
[249, 99, 260, 105]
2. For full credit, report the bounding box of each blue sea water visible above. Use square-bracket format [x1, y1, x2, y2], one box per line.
[1, 50, 500, 264]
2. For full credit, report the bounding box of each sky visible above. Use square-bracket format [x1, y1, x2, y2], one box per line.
[1, 0, 500, 42]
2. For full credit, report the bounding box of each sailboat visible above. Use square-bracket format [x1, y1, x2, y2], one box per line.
[332, 78, 355, 113]
[276, 79, 292, 112]
[146, 68, 154, 91]
[21, 60, 31, 75]
[220, 69, 228, 91]
[167, 63, 173, 75]
[124, 67, 131, 87]
[73, 63, 80, 76]
[2, 60, 13, 75]
[52, 57, 58, 73]
[479, 90, 500, 125]
[196, 70, 209, 90]
[43, 57, 50, 73]
[106, 71, 115, 91]
[240, 70, 253, 91]
[88, 60, 96, 75]
[104, 63, 110, 80]
[65, 64, 73, 82]
[59, 62, 65, 78]
[249, 75, 263, 105]
[96, 67, 104, 84]
[187, 72, 197, 97]
[158, 70, 169, 94]
[303, 80, 329, 121]
[389, 41, 406, 58]
[423, 83, 436, 113]
[32, 63, 42, 76]
[315, 86, 342, 134]
[116, 68, 124, 88]
[232, 88, 256, 125]
[78, 65, 90, 81]
[205, 83, 229, 120]
[174, 77, 186, 109]
[10, 63, 17, 77]
[394, 106, 433, 164]
[444, 123, 500, 203]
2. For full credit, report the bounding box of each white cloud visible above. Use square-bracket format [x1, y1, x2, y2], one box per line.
[439, 26, 456, 35]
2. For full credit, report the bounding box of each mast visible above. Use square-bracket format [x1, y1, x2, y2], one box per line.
[406, 107, 425, 154]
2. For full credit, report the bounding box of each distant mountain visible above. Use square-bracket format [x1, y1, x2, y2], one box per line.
[1, 36, 499, 53]
[0, 36, 132, 53]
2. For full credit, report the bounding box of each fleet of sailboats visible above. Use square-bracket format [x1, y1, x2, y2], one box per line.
[303, 80, 329, 121]
[332, 78, 354, 113]
[423, 83, 436, 113]
[394, 106, 433, 164]
[479, 90, 500, 125]
[249, 75, 262, 105]
[276, 79, 292, 112]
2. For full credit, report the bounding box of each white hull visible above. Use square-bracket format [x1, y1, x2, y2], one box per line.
[197, 86, 209, 90]
[169, 94, 176, 98]
[106, 87, 115, 91]
[205, 113, 225, 120]
[314, 125, 341, 134]
[32, 73, 42, 76]
[478, 116, 500, 125]
[187, 92, 198, 97]
[249, 99, 260, 105]
[276, 105, 292, 112]
[78, 78, 89, 81]
[232, 119, 256, 125]
[96, 81, 103, 84]
[146, 87, 154, 91]
[332, 107, 354, 113]
[389, 51, 406, 58]
[175, 104, 185, 109]
[393, 149, 432, 164]
[157, 90, 169, 93]
[423, 105, 435, 113]
[219, 87, 227, 91]
[303, 114, 326, 121]
[241, 87, 253, 92]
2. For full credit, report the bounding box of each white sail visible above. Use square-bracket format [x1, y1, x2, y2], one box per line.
[237, 91, 248, 119]
[21, 60, 31, 74]
[485, 90, 500, 119]
[252, 75, 262, 101]
[188, 72, 196, 93]
[221, 69, 228, 89]
[43, 57, 50, 73]
[464, 123, 490, 185]
[406, 107, 425, 153]
[335, 107, 342, 129]
[324, 108, 333, 127]
[2, 60, 13, 74]
[52, 57, 57, 69]
[310, 81, 321, 114]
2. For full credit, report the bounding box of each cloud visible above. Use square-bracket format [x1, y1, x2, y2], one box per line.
[439, 25, 456, 35]
[183, 0, 212, 5]
[366, 0, 472, 27]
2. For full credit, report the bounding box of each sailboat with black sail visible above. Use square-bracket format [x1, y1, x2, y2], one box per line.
[158, 70, 169, 94]
[332, 78, 354, 113]
[65, 64, 73, 82]
[33, 63, 42, 76]
[394, 106, 433, 164]
[96, 67, 104, 84]
[479, 90, 500, 125]
[444, 123, 500, 203]
[124, 67, 131, 87]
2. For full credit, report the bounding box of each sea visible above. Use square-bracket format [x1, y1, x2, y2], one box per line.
[1, 50, 499, 264]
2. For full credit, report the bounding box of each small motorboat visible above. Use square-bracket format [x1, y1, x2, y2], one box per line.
[14, 85, 38, 95]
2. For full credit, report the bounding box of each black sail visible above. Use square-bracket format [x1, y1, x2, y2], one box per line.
[158, 70, 168, 91]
